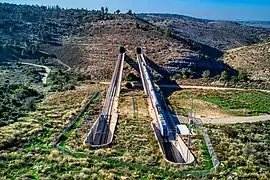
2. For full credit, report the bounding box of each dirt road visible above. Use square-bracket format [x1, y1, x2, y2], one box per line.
[200, 115, 270, 124]
[21, 62, 51, 84]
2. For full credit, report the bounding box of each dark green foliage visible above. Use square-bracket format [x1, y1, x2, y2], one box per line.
[202, 70, 210, 79]
[0, 3, 115, 52]
[206, 121, 270, 179]
[223, 126, 238, 138]
[0, 84, 41, 126]
[230, 76, 238, 83]
[238, 69, 249, 82]
[138, 13, 270, 51]
[181, 68, 195, 79]
[165, 28, 173, 37]
[125, 73, 140, 82]
[115, 9, 120, 14]
[219, 71, 229, 81]
[127, 9, 133, 15]
[48, 70, 86, 92]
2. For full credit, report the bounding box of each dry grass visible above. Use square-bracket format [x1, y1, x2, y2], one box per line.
[49, 16, 200, 80]
[64, 89, 209, 173]
[170, 91, 231, 118]
[0, 84, 101, 149]
[169, 89, 270, 117]
[224, 41, 270, 82]
[118, 90, 150, 119]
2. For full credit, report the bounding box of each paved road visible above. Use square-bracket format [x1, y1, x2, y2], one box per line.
[21, 62, 51, 84]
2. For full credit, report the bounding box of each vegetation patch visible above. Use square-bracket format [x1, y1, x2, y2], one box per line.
[0, 84, 42, 126]
[170, 89, 270, 117]
[205, 121, 270, 179]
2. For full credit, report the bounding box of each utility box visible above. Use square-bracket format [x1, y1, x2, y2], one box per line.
[177, 125, 191, 135]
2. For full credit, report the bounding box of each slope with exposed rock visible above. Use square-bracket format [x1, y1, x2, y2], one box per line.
[1, 3, 269, 83]
[138, 13, 270, 51]
[1, 3, 232, 81]
[224, 41, 270, 82]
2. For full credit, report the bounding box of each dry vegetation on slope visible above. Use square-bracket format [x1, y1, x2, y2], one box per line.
[44, 15, 205, 80]
[224, 41, 270, 82]
[139, 13, 270, 51]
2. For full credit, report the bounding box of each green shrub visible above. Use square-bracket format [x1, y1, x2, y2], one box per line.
[202, 70, 211, 79]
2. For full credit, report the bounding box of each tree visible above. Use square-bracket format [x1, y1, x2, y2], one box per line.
[165, 28, 173, 37]
[105, 7, 108, 14]
[181, 68, 193, 79]
[136, 22, 140, 29]
[13, 40, 20, 47]
[238, 69, 248, 82]
[38, 30, 44, 41]
[127, 9, 133, 15]
[101, 7, 105, 14]
[202, 70, 210, 79]
[24, 41, 30, 51]
[40, 57, 45, 64]
[220, 71, 229, 81]
[116, 9, 120, 14]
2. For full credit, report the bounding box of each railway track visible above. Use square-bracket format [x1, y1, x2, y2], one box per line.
[137, 50, 177, 162]
[85, 47, 125, 147]
[137, 47, 194, 164]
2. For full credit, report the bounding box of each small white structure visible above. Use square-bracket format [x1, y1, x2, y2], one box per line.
[177, 125, 191, 135]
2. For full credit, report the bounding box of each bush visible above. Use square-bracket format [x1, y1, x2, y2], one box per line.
[223, 126, 238, 138]
[238, 69, 248, 82]
[202, 70, 210, 79]
[125, 73, 140, 82]
[63, 84, 76, 91]
[220, 71, 229, 81]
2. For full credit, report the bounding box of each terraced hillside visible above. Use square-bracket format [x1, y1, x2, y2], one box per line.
[139, 13, 270, 51]
[224, 41, 270, 82]
[46, 15, 228, 80]
[0, 3, 232, 81]
[1, 3, 269, 83]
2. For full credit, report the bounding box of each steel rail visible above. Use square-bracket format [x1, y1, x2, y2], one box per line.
[86, 52, 125, 147]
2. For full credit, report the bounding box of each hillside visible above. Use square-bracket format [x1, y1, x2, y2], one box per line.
[224, 41, 270, 82]
[138, 13, 270, 51]
[0, 3, 232, 81]
[239, 21, 270, 29]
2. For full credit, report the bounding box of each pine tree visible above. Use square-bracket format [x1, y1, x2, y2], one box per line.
[116, 9, 120, 14]
[101, 7, 105, 14]
[220, 71, 229, 81]
[127, 9, 133, 15]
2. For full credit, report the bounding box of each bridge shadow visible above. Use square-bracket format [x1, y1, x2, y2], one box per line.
[125, 55, 140, 73]
[143, 56, 181, 98]
[124, 54, 181, 98]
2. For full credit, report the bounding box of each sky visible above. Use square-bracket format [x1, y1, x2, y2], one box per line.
[2, 0, 270, 21]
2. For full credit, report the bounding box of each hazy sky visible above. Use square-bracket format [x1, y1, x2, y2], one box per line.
[2, 0, 270, 21]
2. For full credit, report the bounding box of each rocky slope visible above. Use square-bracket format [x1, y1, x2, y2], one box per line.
[1, 3, 269, 82]
[0, 3, 233, 81]
[138, 13, 270, 51]
[44, 15, 231, 80]
[224, 41, 270, 82]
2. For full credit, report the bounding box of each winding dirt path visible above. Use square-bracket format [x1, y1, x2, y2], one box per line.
[20, 62, 51, 84]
